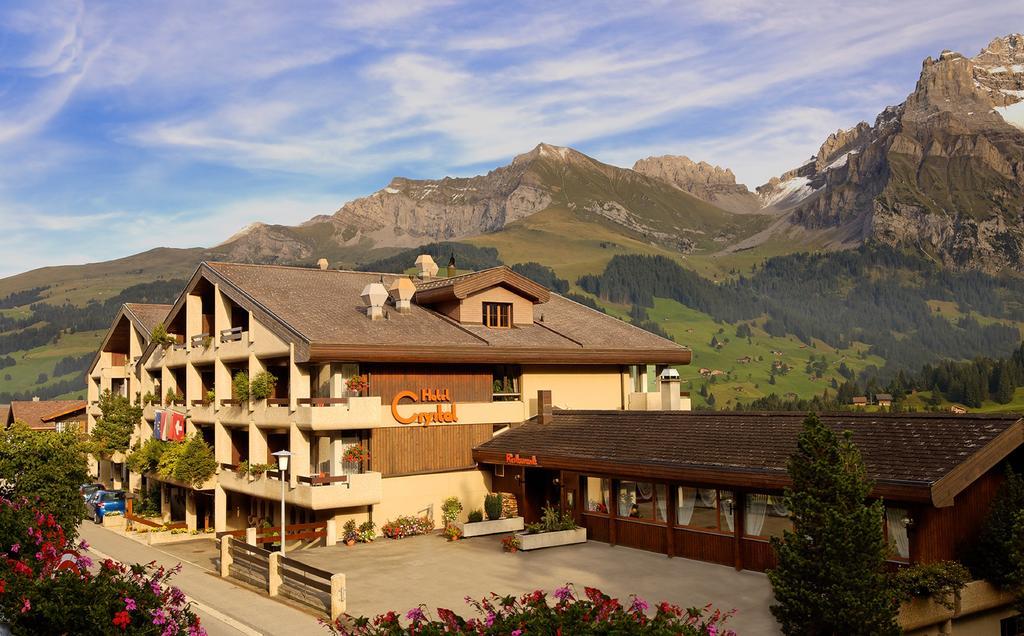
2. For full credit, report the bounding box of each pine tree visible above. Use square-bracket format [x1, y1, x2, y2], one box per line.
[995, 361, 1015, 404]
[768, 414, 899, 635]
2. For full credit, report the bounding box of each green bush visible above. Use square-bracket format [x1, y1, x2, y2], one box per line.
[249, 371, 277, 401]
[467, 509, 484, 523]
[442, 496, 463, 526]
[525, 506, 577, 534]
[358, 521, 376, 543]
[967, 466, 1024, 588]
[232, 371, 250, 402]
[151, 322, 175, 348]
[891, 561, 971, 610]
[484, 493, 503, 520]
[126, 438, 169, 475]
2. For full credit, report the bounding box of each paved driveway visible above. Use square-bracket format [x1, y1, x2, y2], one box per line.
[286, 534, 779, 634]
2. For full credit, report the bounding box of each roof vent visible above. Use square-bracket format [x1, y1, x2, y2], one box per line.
[415, 254, 439, 280]
[659, 368, 680, 381]
[388, 277, 416, 313]
[360, 282, 389, 320]
[317, 258, 329, 270]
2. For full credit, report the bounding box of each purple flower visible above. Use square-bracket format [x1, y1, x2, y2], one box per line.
[485, 611, 496, 627]
[554, 586, 572, 602]
[630, 596, 649, 613]
[9, 543, 19, 553]
[125, 597, 137, 611]
[76, 555, 93, 570]
[78, 539, 89, 550]
[406, 607, 426, 622]
[512, 631, 522, 636]
[708, 625, 717, 636]
[151, 609, 166, 626]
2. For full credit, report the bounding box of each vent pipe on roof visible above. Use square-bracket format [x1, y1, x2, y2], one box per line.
[388, 277, 416, 313]
[360, 282, 388, 320]
[415, 254, 439, 280]
[660, 367, 681, 411]
[317, 258, 329, 270]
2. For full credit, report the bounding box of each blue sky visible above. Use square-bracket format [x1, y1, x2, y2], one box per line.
[0, 1, 1020, 277]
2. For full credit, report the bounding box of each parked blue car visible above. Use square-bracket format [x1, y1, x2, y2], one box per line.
[91, 490, 126, 523]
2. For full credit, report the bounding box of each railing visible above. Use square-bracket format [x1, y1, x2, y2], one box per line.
[492, 392, 521, 402]
[126, 512, 187, 531]
[297, 474, 350, 487]
[296, 397, 349, 406]
[191, 399, 214, 407]
[220, 327, 245, 343]
[190, 334, 212, 348]
[266, 398, 290, 406]
[278, 555, 334, 615]
[220, 398, 244, 406]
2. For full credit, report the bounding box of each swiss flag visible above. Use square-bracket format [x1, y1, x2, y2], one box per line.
[171, 412, 186, 441]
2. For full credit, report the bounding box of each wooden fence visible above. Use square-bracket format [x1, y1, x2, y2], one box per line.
[216, 521, 327, 548]
[220, 536, 345, 620]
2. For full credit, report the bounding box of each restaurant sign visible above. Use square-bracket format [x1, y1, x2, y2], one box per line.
[505, 453, 539, 466]
[391, 388, 458, 426]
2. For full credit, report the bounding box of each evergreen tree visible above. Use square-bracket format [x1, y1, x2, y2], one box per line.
[90, 389, 143, 456]
[995, 361, 1016, 404]
[768, 414, 899, 635]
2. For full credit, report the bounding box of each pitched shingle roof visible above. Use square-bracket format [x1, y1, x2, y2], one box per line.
[124, 303, 172, 338]
[474, 411, 1023, 503]
[9, 400, 86, 430]
[198, 262, 689, 364]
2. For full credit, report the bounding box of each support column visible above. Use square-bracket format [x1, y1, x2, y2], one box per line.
[220, 535, 232, 577]
[289, 425, 310, 487]
[214, 485, 227, 533]
[185, 491, 198, 531]
[608, 479, 618, 546]
[733, 491, 745, 571]
[160, 484, 171, 522]
[666, 484, 676, 558]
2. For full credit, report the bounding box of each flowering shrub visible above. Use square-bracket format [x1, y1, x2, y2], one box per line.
[0, 497, 205, 634]
[380, 516, 434, 539]
[501, 536, 520, 553]
[321, 584, 736, 635]
[343, 445, 370, 465]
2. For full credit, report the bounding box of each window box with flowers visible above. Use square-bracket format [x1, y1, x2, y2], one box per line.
[342, 444, 369, 471]
[346, 376, 369, 397]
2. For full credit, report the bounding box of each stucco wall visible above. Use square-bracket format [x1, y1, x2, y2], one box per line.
[520, 365, 625, 415]
[373, 469, 491, 529]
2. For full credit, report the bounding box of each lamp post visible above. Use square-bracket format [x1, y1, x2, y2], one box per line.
[271, 450, 292, 556]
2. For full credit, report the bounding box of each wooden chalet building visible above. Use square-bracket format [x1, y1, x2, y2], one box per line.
[474, 408, 1024, 571]
[5, 399, 86, 432]
[88, 256, 692, 532]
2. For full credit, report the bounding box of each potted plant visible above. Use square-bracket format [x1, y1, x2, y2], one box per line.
[441, 496, 463, 529]
[343, 520, 358, 546]
[204, 389, 216, 405]
[164, 388, 183, 406]
[151, 323, 175, 348]
[517, 506, 586, 551]
[357, 521, 376, 543]
[346, 376, 369, 397]
[249, 371, 277, 401]
[467, 510, 483, 523]
[232, 371, 250, 403]
[443, 524, 463, 542]
[484, 493, 503, 521]
[459, 495, 524, 538]
[502, 535, 520, 553]
[343, 445, 369, 465]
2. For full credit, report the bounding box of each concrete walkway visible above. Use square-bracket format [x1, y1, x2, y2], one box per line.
[78, 524, 325, 636]
[286, 533, 780, 634]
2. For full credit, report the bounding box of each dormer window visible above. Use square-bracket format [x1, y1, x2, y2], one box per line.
[483, 302, 512, 328]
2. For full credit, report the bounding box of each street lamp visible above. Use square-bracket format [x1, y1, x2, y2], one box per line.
[271, 450, 292, 556]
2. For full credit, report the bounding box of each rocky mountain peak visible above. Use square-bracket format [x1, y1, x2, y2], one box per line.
[632, 155, 761, 213]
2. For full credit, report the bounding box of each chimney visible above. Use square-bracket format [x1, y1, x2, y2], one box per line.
[537, 390, 553, 424]
[659, 367, 681, 411]
[414, 254, 439, 280]
[388, 277, 416, 313]
[447, 253, 457, 278]
[360, 282, 389, 320]
[317, 258, 329, 270]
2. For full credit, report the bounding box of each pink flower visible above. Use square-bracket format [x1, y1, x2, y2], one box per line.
[405, 607, 426, 622]
[485, 611, 496, 627]
[20, 597, 30, 613]
[554, 586, 572, 602]
[125, 597, 137, 611]
[10, 543, 19, 553]
[630, 596, 649, 613]
[708, 625, 717, 636]
[152, 609, 166, 625]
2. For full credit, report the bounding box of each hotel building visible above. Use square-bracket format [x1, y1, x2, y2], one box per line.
[87, 256, 691, 532]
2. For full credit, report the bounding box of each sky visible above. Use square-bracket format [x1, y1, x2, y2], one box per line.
[0, 1, 1021, 277]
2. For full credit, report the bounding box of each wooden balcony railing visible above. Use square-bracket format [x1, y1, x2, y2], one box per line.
[297, 474, 350, 487]
[189, 333, 212, 348]
[266, 398, 290, 406]
[296, 397, 349, 407]
[220, 327, 245, 343]
[220, 398, 244, 406]
[191, 399, 214, 407]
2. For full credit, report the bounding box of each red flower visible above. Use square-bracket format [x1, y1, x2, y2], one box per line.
[0, 579, 5, 594]
[112, 610, 131, 629]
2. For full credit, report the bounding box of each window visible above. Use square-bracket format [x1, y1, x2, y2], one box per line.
[678, 487, 734, 533]
[885, 506, 911, 560]
[55, 422, 66, 433]
[618, 481, 667, 522]
[483, 302, 512, 328]
[1001, 614, 1024, 636]
[584, 476, 609, 513]
[744, 493, 793, 539]
[492, 365, 521, 400]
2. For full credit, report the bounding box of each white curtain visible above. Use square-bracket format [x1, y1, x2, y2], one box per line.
[655, 485, 667, 522]
[721, 491, 735, 531]
[619, 482, 637, 516]
[886, 507, 910, 558]
[698, 489, 717, 507]
[745, 494, 768, 537]
[769, 496, 789, 516]
[677, 487, 696, 525]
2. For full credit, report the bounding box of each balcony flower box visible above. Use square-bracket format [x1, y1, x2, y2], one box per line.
[458, 516, 524, 538]
[516, 527, 587, 551]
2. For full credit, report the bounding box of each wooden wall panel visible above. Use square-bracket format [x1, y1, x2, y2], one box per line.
[674, 529, 733, 566]
[912, 469, 1004, 563]
[370, 424, 493, 477]
[366, 364, 492, 404]
[614, 519, 667, 554]
[741, 539, 777, 572]
[582, 513, 611, 543]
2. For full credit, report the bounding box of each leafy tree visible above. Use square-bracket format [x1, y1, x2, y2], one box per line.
[768, 414, 899, 635]
[171, 434, 217, 489]
[126, 438, 169, 475]
[90, 389, 143, 456]
[0, 423, 89, 537]
[232, 371, 250, 402]
[151, 322, 175, 348]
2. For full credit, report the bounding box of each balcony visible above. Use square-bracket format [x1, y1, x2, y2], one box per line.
[218, 400, 250, 425]
[189, 400, 216, 424]
[162, 344, 188, 368]
[218, 467, 381, 510]
[189, 334, 217, 364]
[292, 396, 382, 430]
[217, 327, 250, 361]
[252, 399, 294, 427]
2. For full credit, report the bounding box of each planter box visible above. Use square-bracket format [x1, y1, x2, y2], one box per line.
[459, 517, 524, 538]
[517, 528, 587, 551]
[101, 515, 126, 530]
